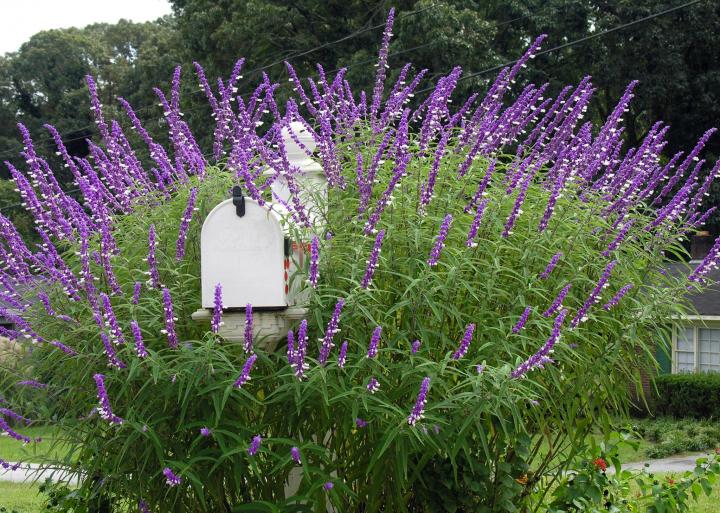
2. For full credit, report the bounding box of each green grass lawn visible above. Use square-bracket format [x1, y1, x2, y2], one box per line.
[0, 427, 69, 464]
[0, 482, 44, 512]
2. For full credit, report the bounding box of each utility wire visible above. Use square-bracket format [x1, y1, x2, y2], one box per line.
[415, 0, 705, 94]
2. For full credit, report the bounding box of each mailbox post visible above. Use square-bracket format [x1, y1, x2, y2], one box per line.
[191, 121, 325, 350]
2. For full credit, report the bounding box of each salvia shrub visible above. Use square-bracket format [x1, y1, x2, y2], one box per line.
[652, 373, 720, 419]
[0, 10, 719, 512]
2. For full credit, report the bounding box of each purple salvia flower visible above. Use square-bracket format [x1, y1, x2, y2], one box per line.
[163, 467, 182, 487]
[244, 303, 253, 352]
[512, 307, 532, 334]
[132, 282, 142, 305]
[17, 380, 47, 389]
[476, 365, 485, 374]
[147, 225, 160, 288]
[130, 321, 148, 358]
[452, 323, 476, 360]
[338, 341, 348, 368]
[603, 284, 634, 310]
[319, 298, 345, 364]
[234, 354, 258, 388]
[100, 293, 125, 345]
[0, 407, 31, 425]
[324, 482, 334, 491]
[367, 377, 380, 394]
[571, 260, 618, 327]
[0, 418, 31, 444]
[411, 340, 421, 354]
[367, 326, 381, 359]
[543, 284, 572, 318]
[602, 220, 634, 257]
[370, 8, 395, 125]
[50, 340, 77, 356]
[428, 214, 453, 266]
[361, 230, 385, 289]
[138, 500, 150, 513]
[211, 283, 223, 334]
[539, 252, 563, 279]
[511, 309, 568, 378]
[287, 330, 296, 367]
[37, 291, 55, 316]
[291, 446, 302, 465]
[309, 235, 319, 288]
[407, 376, 431, 426]
[175, 188, 198, 260]
[502, 166, 537, 238]
[355, 418, 368, 428]
[293, 320, 309, 379]
[93, 374, 123, 424]
[200, 427, 211, 437]
[0, 459, 22, 471]
[101, 333, 126, 369]
[466, 199, 490, 247]
[160, 288, 179, 348]
[248, 435, 262, 456]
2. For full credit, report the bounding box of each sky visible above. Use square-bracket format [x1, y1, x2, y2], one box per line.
[0, 0, 173, 54]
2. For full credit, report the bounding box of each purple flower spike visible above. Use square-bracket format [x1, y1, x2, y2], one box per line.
[130, 321, 148, 358]
[572, 260, 618, 327]
[244, 303, 253, 353]
[292, 320, 309, 379]
[161, 288, 179, 348]
[367, 377, 380, 394]
[428, 214, 453, 266]
[466, 199, 490, 248]
[50, 340, 77, 356]
[411, 340, 421, 354]
[93, 374, 123, 424]
[291, 446, 302, 465]
[17, 380, 46, 389]
[175, 187, 198, 261]
[338, 341, 348, 368]
[355, 418, 368, 428]
[452, 324, 475, 360]
[540, 252, 563, 279]
[511, 309, 568, 378]
[309, 235, 319, 288]
[101, 333, 126, 369]
[512, 306, 532, 334]
[319, 298, 345, 364]
[200, 427, 211, 437]
[603, 284, 634, 310]
[407, 376, 431, 426]
[163, 467, 182, 487]
[361, 230, 385, 289]
[543, 284, 572, 318]
[367, 326, 381, 358]
[132, 282, 142, 304]
[248, 435, 262, 456]
[234, 353, 258, 388]
[139, 500, 150, 513]
[211, 284, 223, 334]
[324, 482, 334, 491]
[147, 224, 160, 288]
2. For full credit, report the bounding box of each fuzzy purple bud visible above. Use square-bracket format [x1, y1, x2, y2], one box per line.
[540, 252, 563, 279]
[452, 323, 475, 360]
[248, 435, 262, 456]
[411, 340, 421, 354]
[407, 377, 431, 426]
[603, 284, 634, 310]
[175, 188, 198, 261]
[466, 199, 489, 247]
[367, 377, 380, 393]
[163, 467, 182, 487]
[244, 303, 253, 353]
[132, 282, 142, 305]
[511, 309, 568, 378]
[512, 307, 532, 334]
[361, 230, 385, 289]
[147, 225, 160, 288]
[572, 260, 618, 327]
[319, 298, 344, 364]
[367, 326, 381, 358]
[93, 374, 123, 424]
[234, 353, 258, 388]
[161, 288, 179, 348]
[355, 418, 368, 428]
[50, 340, 77, 356]
[211, 283, 223, 334]
[291, 446, 301, 465]
[543, 284, 572, 318]
[338, 341, 348, 368]
[309, 235, 319, 288]
[130, 321, 148, 358]
[428, 214, 453, 266]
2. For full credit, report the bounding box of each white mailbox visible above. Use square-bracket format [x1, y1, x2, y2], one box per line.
[200, 188, 288, 309]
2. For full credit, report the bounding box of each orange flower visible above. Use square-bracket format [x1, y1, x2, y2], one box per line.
[593, 458, 608, 472]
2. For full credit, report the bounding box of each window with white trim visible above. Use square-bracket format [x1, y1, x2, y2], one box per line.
[674, 325, 720, 373]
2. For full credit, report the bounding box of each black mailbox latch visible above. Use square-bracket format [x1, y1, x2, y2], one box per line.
[232, 186, 245, 217]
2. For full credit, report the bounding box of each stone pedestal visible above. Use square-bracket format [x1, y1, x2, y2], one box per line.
[191, 307, 307, 353]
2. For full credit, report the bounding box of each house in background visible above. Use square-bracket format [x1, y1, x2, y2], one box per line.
[657, 232, 720, 374]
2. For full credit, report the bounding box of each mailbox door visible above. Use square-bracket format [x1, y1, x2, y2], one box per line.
[201, 198, 287, 309]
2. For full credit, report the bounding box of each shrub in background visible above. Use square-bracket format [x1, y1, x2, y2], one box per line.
[0, 10, 719, 513]
[653, 373, 720, 419]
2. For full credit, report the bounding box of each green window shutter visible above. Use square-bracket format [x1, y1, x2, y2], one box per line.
[656, 331, 672, 375]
